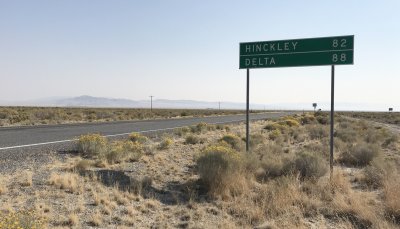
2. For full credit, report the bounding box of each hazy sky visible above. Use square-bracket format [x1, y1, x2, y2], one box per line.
[1, 1, 399, 110]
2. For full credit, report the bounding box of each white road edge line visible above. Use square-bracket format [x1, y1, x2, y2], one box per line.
[0, 119, 245, 150]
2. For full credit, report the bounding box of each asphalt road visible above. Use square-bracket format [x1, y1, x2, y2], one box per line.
[0, 112, 293, 150]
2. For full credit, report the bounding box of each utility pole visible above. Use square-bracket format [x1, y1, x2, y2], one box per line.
[219, 102, 221, 110]
[149, 96, 154, 112]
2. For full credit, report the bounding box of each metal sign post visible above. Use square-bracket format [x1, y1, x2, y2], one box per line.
[330, 65, 335, 179]
[246, 68, 250, 152]
[240, 35, 354, 179]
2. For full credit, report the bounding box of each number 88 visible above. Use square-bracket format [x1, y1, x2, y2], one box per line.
[332, 53, 346, 62]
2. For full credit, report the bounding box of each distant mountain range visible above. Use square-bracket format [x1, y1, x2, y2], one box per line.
[0, 95, 394, 111]
[0, 95, 269, 110]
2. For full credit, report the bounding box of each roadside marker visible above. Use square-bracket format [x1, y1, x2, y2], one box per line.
[240, 35, 354, 180]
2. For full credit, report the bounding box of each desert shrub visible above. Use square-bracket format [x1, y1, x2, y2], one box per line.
[268, 130, 281, 140]
[259, 156, 290, 180]
[340, 143, 380, 166]
[253, 143, 285, 165]
[174, 127, 190, 136]
[333, 138, 348, 153]
[206, 124, 216, 131]
[383, 176, 400, 220]
[303, 141, 329, 157]
[316, 116, 329, 125]
[286, 152, 328, 180]
[185, 135, 201, 145]
[158, 137, 173, 150]
[287, 126, 305, 142]
[300, 114, 316, 125]
[382, 133, 398, 147]
[196, 145, 243, 197]
[362, 158, 394, 188]
[363, 128, 390, 144]
[338, 120, 351, 129]
[77, 134, 107, 158]
[128, 132, 148, 144]
[242, 152, 260, 175]
[75, 159, 92, 171]
[105, 141, 128, 164]
[95, 111, 112, 120]
[315, 112, 329, 125]
[0, 210, 47, 229]
[264, 123, 277, 131]
[335, 127, 358, 143]
[307, 125, 329, 140]
[219, 134, 243, 151]
[279, 118, 300, 127]
[0, 112, 8, 119]
[93, 160, 108, 168]
[34, 110, 58, 120]
[216, 124, 226, 130]
[123, 141, 144, 161]
[249, 133, 265, 147]
[105, 149, 124, 164]
[106, 141, 143, 164]
[191, 122, 208, 133]
[264, 122, 288, 133]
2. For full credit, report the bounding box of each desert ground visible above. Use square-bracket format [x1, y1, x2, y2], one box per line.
[0, 112, 399, 228]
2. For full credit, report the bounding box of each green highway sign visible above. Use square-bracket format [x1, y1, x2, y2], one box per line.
[239, 35, 354, 69]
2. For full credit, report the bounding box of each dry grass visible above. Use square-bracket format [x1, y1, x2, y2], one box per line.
[0, 177, 7, 195]
[19, 170, 33, 187]
[67, 213, 79, 226]
[74, 159, 92, 171]
[48, 172, 82, 194]
[383, 176, 400, 219]
[89, 210, 102, 227]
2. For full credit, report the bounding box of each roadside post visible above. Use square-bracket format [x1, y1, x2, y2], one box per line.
[313, 103, 317, 112]
[150, 95, 154, 112]
[239, 35, 354, 180]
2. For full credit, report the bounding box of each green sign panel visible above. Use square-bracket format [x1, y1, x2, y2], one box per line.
[239, 35, 354, 69]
